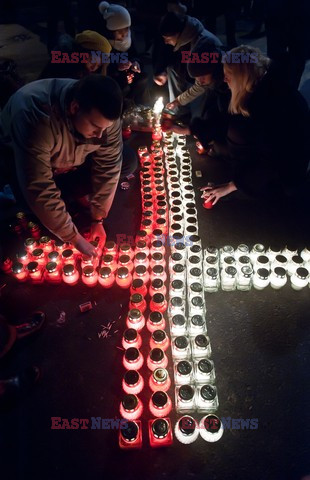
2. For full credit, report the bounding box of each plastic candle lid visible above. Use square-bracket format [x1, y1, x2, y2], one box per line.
[12, 262, 23, 274]
[225, 266, 237, 277]
[191, 315, 204, 326]
[175, 336, 188, 349]
[201, 385, 216, 401]
[152, 419, 169, 438]
[296, 267, 309, 280]
[136, 265, 147, 275]
[223, 256, 235, 265]
[177, 361, 192, 375]
[275, 255, 287, 263]
[273, 267, 286, 278]
[172, 314, 185, 326]
[99, 267, 112, 278]
[150, 311, 163, 324]
[128, 309, 142, 320]
[62, 248, 73, 258]
[206, 268, 218, 279]
[152, 293, 165, 304]
[152, 279, 164, 290]
[83, 266, 95, 276]
[198, 359, 212, 373]
[239, 255, 250, 264]
[189, 255, 200, 264]
[121, 421, 139, 441]
[124, 329, 138, 342]
[206, 256, 217, 265]
[171, 296, 183, 307]
[173, 264, 185, 274]
[179, 416, 196, 435]
[195, 335, 209, 348]
[130, 293, 143, 304]
[179, 385, 194, 401]
[175, 242, 186, 251]
[190, 245, 201, 254]
[122, 394, 138, 411]
[152, 330, 166, 343]
[63, 264, 75, 275]
[117, 267, 129, 278]
[191, 296, 203, 307]
[172, 279, 184, 290]
[125, 348, 139, 362]
[32, 248, 44, 257]
[257, 255, 269, 264]
[152, 391, 168, 408]
[150, 348, 164, 362]
[257, 268, 270, 280]
[46, 262, 57, 273]
[124, 370, 139, 386]
[189, 267, 202, 277]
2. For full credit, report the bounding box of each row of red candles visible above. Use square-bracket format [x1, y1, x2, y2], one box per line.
[119, 138, 174, 449]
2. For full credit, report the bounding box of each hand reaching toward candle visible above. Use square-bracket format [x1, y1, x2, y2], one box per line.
[90, 222, 107, 247]
[72, 233, 98, 257]
[200, 181, 237, 205]
[166, 99, 180, 111]
[154, 73, 168, 86]
[118, 61, 132, 71]
[131, 61, 141, 73]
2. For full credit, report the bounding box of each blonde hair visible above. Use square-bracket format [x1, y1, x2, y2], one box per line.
[224, 46, 270, 117]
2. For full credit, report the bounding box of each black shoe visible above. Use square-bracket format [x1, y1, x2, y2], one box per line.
[0, 366, 41, 408]
[16, 311, 45, 340]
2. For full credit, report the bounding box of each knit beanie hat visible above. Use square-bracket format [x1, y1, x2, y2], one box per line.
[75, 30, 112, 53]
[98, 2, 131, 31]
[159, 12, 186, 36]
[187, 38, 222, 78]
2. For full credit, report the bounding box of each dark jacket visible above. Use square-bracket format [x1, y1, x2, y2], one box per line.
[0, 78, 122, 241]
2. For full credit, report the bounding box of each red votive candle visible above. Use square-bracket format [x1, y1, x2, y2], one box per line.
[27, 261, 44, 284]
[119, 243, 134, 260]
[62, 264, 79, 286]
[122, 370, 144, 395]
[149, 368, 171, 392]
[149, 278, 167, 297]
[123, 347, 144, 371]
[12, 262, 28, 282]
[148, 418, 173, 447]
[149, 329, 170, 351]
[129, 293, 147, 314]
[81, 266, 98, 287]
[101, 254, 117, 273]
[98, 267, 115, 288]
[149, 391, 172, 418]
[146, 311, 166, 333]
[126, 308, 145, 332]
[39, 236, 54, 254]
[147, 348, 168, 371]
[122, 328, 142, 350]
[119, 394, 143, 421]
[31, 248, 46, 267]
[133, 265, 150, 285]
[24, 238, 36, 254]
[116, 267, 132, 289]
[130, 278, 148, 297]
[119, 420, 142, 450]
[118, 254, 134, 274]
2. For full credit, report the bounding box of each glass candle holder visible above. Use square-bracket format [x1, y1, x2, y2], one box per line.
[16, 250, 30, 266]
[174, 360, 193, 385]
[32, 248, 46, 267]
[199, 415, 224, 442]
[54, 239, 65, 254]
[222, 256, 236, 271]
[291, 267, 309, 290]
[44, 261, 61, 284]
[122, 370, 144, 395]
[101, 254, 117, 273]
[189, 244, 202, 261]
[188, 267, 203, 284]
[287, 255, 304, 276]
[147, 348, 168, 371]
[194, 358, 215, 384]
[149, 368, 171, 393]
[126, 309, 145, 332]
[149, 391, 172, 418]
[147, 311, 166, 333]
[150, 330, 170, 351]
[24, 237, 37, 254]
[203, 267, 219, 293]
[116, 267, 132, 289]
[188, 315, 207, 336]
[62, 264, 79, 286]
[270, 267, 287, 289]
[118, 255, 134, 274]
[61, 248, 75, 266]
[169, 296, 186, 317]
[119, 243, 134, 260]
[189, 296, 205, 317]
[123, 347, 144, 371]
[169, 253, 186, 270]
[122, 328, 142, 350]
[98, 267, 115, 288]
[236, 266, 253, 291]
[149, 279, 167, 297]
[150, 293, 168, 313]
[119, 420, 142, 450]
[150, 265, 167, 283]
[220, 245, 234, 262]
[235, 243, 249, 259]
[250, 243, 265, 263]
[120, 394, 143, 421]
[253, 268, 270, 290]
[47, 250, 61, 266]
[133, 265, 150, 285]
[204, 255, 218, 270]
[12, 262, 28, 282]
[187, 255, 202, 270]
[39, 235, 53, 254]
[282, 245, 298, 261]
[273, 254, 288, 270]
[191, 334, 211, 359]
[221, 266, 237, 291]
[130, 278, 148, 297]
[134, 252, 149, 270]
[103, 240, 118, 259]
[28, 221, 41, 239]
[81, 266, 98, 287]
[129, 293, 147, 314]
[300, 246, 310, 263]
[148, 418, 173, 448]
[150, 240, 165, 257]
[170, 264, 186, 283]
[27, 261, 44, 284]
[171, 335, 191, 360]
[267, 245, 281, 262]
[175, 416, 199, 444]
[236, 255, 251, 272]
[254, 255, 270, 272]
[170, 314, 187, 336]
[135, 240, 150, 257]
[196, 384, 219, 413]
[170, 280, 186, 300]
[175, 385, 196, 413]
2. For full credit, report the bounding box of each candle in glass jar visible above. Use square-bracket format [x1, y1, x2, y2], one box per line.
[149, 329, 170, 351]
[116, 267, 132, 289]
[129, 293, 147, 314]
[149, 278, 167, 297]
[101, 254, 117, 273]
[81, 266, 98, 287]
[119, 394, 143, 421]
[27, 261, 44, 284]
[199, 415, 224, 442]
[62, 248, 75, 265]
[119, 243, 134, 260]
[32, 248, 46, 267]
[122, 370, 144, 395]
[12, 262, 28, 282]
[146, 311, 166, 333]
[24, 237, 37, 254]
[123, 347, 144, 370]
[148, 418, 173, 448]
[149, 368, 171, 392]
[48, 250, 61, 265]
[150, 265, 167, 283]
[62, 264, 79, 286]
[126, 308, 145, 331]
[135, 240, 150, 257]
[150, 293, 168, 313]
[122, 328, 142, 350]
[39, 236, 53, 254]
[134, 252, 149, 270]
[98, 267, 115, 288]
[130, 278, 148, 297]
[103, 240, 118, 259]
[118, 254, 134, 273]
[147, 348, 168, 371]
[16, 250, 30, 266]
[119, 420, 143, 450]
[175, 416, 199, 444]
[149, 391, 172, 418]
[44, 261, 62, 284]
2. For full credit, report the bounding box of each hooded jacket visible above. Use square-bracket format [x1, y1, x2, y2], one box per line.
[0, 78, 122, 241]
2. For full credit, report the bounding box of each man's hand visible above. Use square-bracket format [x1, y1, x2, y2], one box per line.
[90, 223, 107, 247]
[171, 124, 190, 135]
[72, 233, 98, 257]
[200, 181, 237, 205]
[154, 72, 168, 86]
[131, 61, 141, 73]
[166, 99, 180, 111]
[118, 61, 132, 71]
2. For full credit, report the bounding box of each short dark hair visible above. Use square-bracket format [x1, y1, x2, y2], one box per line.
[159, 12, 186, 36]
[71, 75, 122, 120]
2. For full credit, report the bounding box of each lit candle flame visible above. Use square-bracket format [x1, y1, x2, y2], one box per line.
[153, 97, 164, 115]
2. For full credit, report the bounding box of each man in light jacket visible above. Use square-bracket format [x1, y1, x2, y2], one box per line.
[0, 75, 124, 257]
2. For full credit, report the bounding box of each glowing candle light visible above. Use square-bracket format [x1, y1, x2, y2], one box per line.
[62, 264, 79, 286]
[199, 415, 224, 442]
[146, 311, 166, 333]
[175, 416, 199, 444]
[119, 243, 134, 260]
[123, 347, 144, 370]
[148, 418, 173, 448]
[44, 261, 62, 284]
[150, 240, 165, 256]
[140, 219, 153, 235]
[134, 240, 150, 257]
[81, 266, 98, 287]
[130, 278, 148, 297]
[150, 253, 166, 269]
[149, 368, 171, 392]
[16, 250, 30, 266]
[149, 278, 167, 297]
[126, 309, 145, 332]
[118, 254, 134, 274]
[103, 240, 118, 259]
[81, 254, 96, 271]
[149, 391, 172, 418]
[138, 146, 148, 158]
[119, 420, 142, 449]
[119, 394, 143, 420]
[150, 293, 168, 313]
[31, 248, 46, 267]
[147, 348, 168, 371]
[149, 329, 170, 351]
[62, 248, 75, 266]
[150, 265, 167, 283]
[24, 238, 36, 254]
[89, 240, 102, 258]
[122, 328, 142, 350]
[122, 370, 144, 395]
[12, 262, 28, 282]
[98, 267, 115, 288]
[54, 239, 65, 254]
[39, 236, 53, 254]
[133, 265, 150, 285]
[116, 267, 132, 289]
[152, 128, 163, 141]
[129, 293, 147, 314]
[101, 254, 117, 273]
[27, 261, 44, 284]
[134, 252, 149, 270]
[47, 250, 61, 266]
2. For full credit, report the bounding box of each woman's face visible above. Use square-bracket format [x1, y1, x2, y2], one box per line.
[113, 27, 129, 41]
